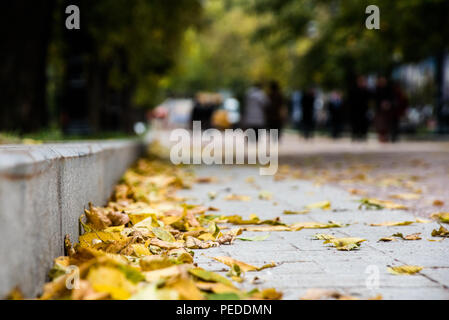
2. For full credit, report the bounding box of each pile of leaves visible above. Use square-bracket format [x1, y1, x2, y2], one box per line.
[38, 156, 282, 300]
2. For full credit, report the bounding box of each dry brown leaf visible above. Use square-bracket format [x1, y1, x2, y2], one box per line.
[195, 176, 217, 183]
[348, 188, 367, 196]
[393, 232, 422, 240]
[379, 237, 397, 242]
[185, 236, 219, 249]
[107, 211, 130, 226]
[85, 204, 112, 230]
[431, 225, 449, 238]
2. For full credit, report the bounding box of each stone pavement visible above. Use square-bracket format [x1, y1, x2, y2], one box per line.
[178, 165, 449, 300]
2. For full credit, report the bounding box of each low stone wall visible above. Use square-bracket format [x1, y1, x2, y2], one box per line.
[0, 140, 145, 298]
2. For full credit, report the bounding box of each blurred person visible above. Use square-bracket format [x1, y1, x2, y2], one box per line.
[391, 81, 409, 142]
[211, 109, 231, 130]
[326, 90, 344, 139]
[300, 87, 316, 139]
[242, 82, 269, 141]
[290, 90, 302, 128]
[374, 77, 395, 143]
[148, 105, 168, 131]
[349, 76, 370, 141]
[266, 81, 286, 139]
[191, 93, 220, 130]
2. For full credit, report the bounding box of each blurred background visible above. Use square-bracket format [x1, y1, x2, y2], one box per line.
[1, 0, 448, 142]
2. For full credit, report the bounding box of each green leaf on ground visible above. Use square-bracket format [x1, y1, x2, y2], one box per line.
[237, 234, 269, 241]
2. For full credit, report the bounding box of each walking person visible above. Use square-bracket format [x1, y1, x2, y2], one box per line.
[290, 90, 302, 130]
[349, 76, 370, 141]
[241, 82, 269, 141]
[391, 81, 408, 142]
[301, 87, 316, 139]
[374, 76, 395, 143]
[327, 90, 344, 139]
[266, 81, 286, 140]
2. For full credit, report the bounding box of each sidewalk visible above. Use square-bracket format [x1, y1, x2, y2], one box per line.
[177, 151, 449, 299]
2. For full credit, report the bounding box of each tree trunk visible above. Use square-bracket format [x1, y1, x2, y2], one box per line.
[0, 0, 54, 133]
[60, 0, 92, 135]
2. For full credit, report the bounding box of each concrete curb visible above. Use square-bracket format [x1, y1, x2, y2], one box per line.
[0, 140, 145, 298]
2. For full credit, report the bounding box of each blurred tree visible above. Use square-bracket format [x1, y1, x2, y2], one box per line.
[58, 0, 203, 134]
[249, 0, 449, 128]
[0, 0, 202, 134]
[163, 0, 292, 99]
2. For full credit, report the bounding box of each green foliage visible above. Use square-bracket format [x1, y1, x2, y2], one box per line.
[83, 0, 203, 107]
[248, 0, 449, 89]
[163, 0, 293, 96]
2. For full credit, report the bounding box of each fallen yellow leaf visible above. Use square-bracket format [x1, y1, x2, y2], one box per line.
[258, 191, 273, 200]
[360, 198, 408, 210]
[430, 212, 449, 223]
[244, 225, 291, 232]
[313, 234, 336, 240]
[224, 194, 251, 201]
[132, 244, 152, 257]
[370, 220, 415, 227]
[305, 201, 331, 210]
[387, 265, 423, 275]
[212, 256, 276, 272]
[283, 209, 310, 215]
[290, 221, 343, 230]
[324, 237, 366, 251]
[390, 193, 421, 200]
[87, 266, 136, 299]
